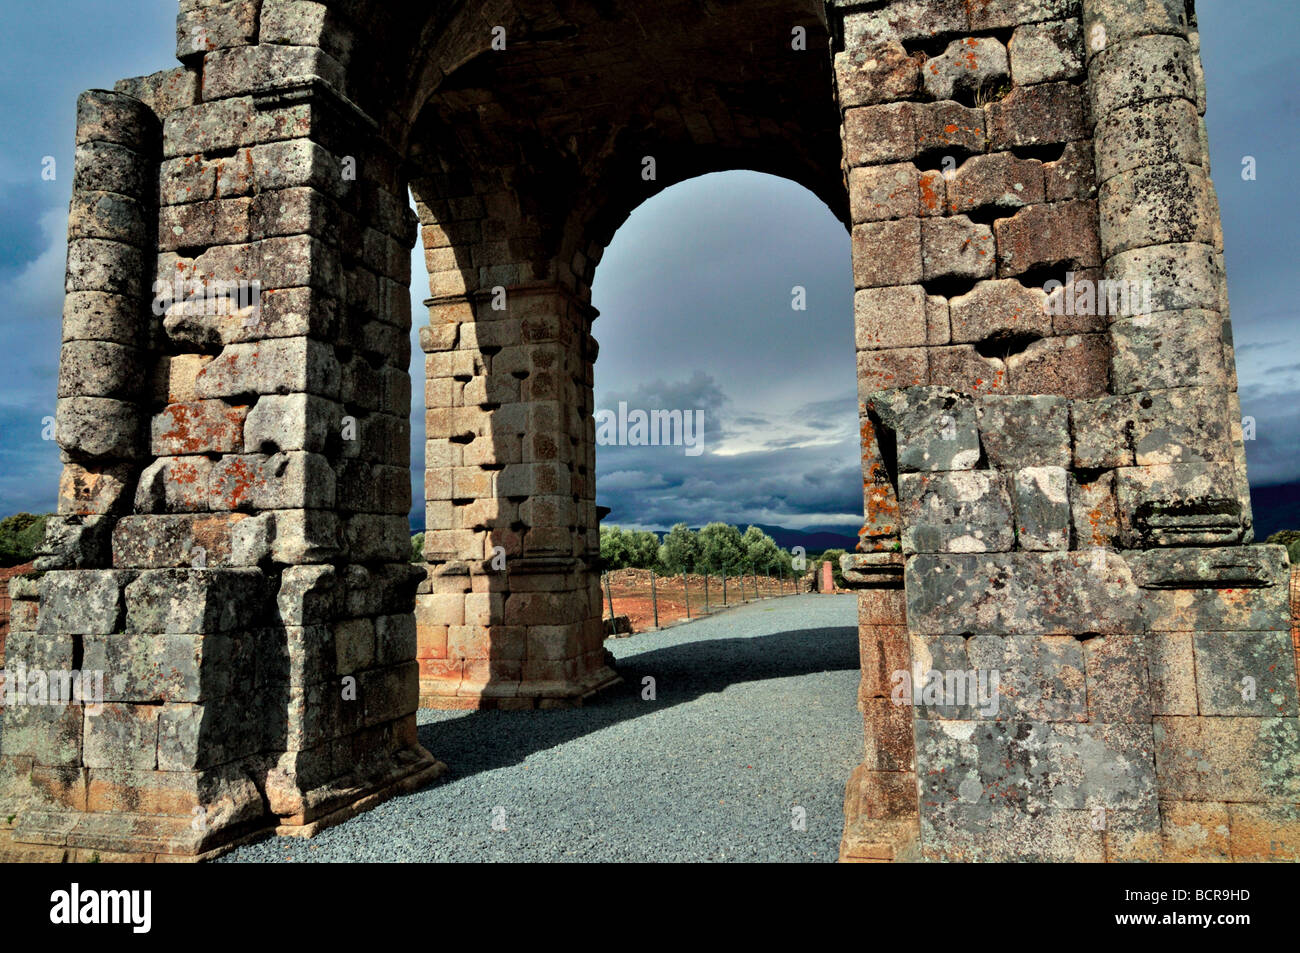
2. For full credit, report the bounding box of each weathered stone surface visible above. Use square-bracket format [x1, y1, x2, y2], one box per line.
[922, 216, 995, 281]
[58, 341, 145, 400]
[899, 471, 1014, 554]
[124, 569, 264, 634]
[835, 42, 921, 107]
[75, 89, 158, 148]
[857, 347, 929, 392]
[1070, 470, 1120, 549]
[916, 719, 1155, 861]
[152, 400, 247, 456]
[976, 394, 1070, 468]
[243, 392, 340, 453]
[1012, 465, 1070, 550]
[949, 278, 1052, 344]
[854, 285, 927, 349]
[1095, 97, 1203, 183]
[56, 397, 142, 460]
[1083, 632, 1152, 722]
[994, 200, 1101, 276]
[114, 66, 198, 118]
[1009, 19, 1083, 85]
[947, 153, 1044, 214]
[1089, 34, 1196, 117]
[1071, 394, 1137, 468]
[843, 103, 916, 166]
[1099, 163, 1215, 257]
[112, 513, 249, 569]
[277, 564, 339, 626]
[134, 456, 214, 513]
[37, 570, 133, 635]
[1115, 462, 1243, 548]
[928, 344, 1006, 394]
[1082, 0, 1190, 56]
[913, 101, 985, 158]
[58, 462, 135, 516]
[34, 515, 114, 571]
[1043, 140, 1097, 201]
[1127, 545, 1289, 591]
[986, 81, 1087, 149]
[848, 162, 918, 222]
[209, 451, 336, 510]
[841, 1, 966, 45]
[906, 550, 1142, 636]
[867, 386, 980, 472]
[921, 37, 1008, 102]
[1193, 631, 1299, 717]
[195, 338, 341, 399]
[852, 219, 922, 287]
[1005, 333, 1110, 398]
[1110, 310, 1228, 394]
[1153, 717, 1300, 803]
[1104, 242, 1220, 313]
[1131, 388, 1231, 467]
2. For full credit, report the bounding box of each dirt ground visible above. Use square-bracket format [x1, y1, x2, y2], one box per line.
[600, 567, 815, 633]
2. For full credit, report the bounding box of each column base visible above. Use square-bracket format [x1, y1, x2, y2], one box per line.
[839, 817, 921, 863]
[0, 748, 447, 862]
[420, 665, 623, 710]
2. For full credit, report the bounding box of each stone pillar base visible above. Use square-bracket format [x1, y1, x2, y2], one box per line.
[0, 748, 447, 863]
[420, 665, 622, 710]
[839, 817, 921, 863]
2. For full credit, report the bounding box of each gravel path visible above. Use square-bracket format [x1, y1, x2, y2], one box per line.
[222, 593, 862, 862]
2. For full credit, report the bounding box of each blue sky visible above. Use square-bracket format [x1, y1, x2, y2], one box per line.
[0, 1, 1296, 533]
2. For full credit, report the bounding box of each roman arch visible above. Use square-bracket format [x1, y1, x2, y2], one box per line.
[1, 0, 1296, 862]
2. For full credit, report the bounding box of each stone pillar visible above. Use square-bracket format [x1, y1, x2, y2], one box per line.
[416, 282, 619, 709]
[1080, 0, 1300, 860]
[829, 0, 1299, 862]
[412, 175, 618, 708]
[1, 18, 443, 860]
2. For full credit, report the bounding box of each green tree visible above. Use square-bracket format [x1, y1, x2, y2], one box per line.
[410, 533, 425, 563]
[698, 522, 745, 574]
[627, 529, 662, 569]
[600, 525, 633, 569]
[741, 525, 782, 574]
[0, 513, 48, 567]
[658, 523, 700, 573]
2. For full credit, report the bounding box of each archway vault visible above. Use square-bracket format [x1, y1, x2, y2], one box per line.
[1, 0, 1296, 864]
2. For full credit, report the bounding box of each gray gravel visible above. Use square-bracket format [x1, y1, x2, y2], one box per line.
[221, 593, 862, 862]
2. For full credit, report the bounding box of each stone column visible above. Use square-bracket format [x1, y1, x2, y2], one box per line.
[1081, 0, 1300, 860]
[2, 15, 443, 860]
[416, 277, 619, 708]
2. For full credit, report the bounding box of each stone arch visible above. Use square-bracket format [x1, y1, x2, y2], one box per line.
[1, 0, 1296, 863]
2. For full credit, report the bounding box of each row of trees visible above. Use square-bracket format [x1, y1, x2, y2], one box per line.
[601, 522, 793, 575]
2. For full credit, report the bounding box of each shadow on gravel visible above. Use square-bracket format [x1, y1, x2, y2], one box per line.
[418, 623, 858, 782]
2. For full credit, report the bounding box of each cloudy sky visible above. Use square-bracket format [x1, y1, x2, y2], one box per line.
[0, 2, 1296, 535]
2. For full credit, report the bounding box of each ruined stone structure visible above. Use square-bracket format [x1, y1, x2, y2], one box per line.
[0, 0, 1295, 862]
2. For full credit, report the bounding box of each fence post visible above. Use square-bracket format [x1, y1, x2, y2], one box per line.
[651, 570, 659, 628]
[739, 572, 746, 602]
[603, 571, 616, 630]
[682, 571, 691, 619]
[704, 573, 710, 613]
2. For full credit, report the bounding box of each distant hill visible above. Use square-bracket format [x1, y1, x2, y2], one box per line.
[1251, 481, 1300, 541]
[743, 523, 859, 553]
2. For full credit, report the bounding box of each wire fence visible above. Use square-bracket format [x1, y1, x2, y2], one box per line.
[601, 565, 814, 633]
